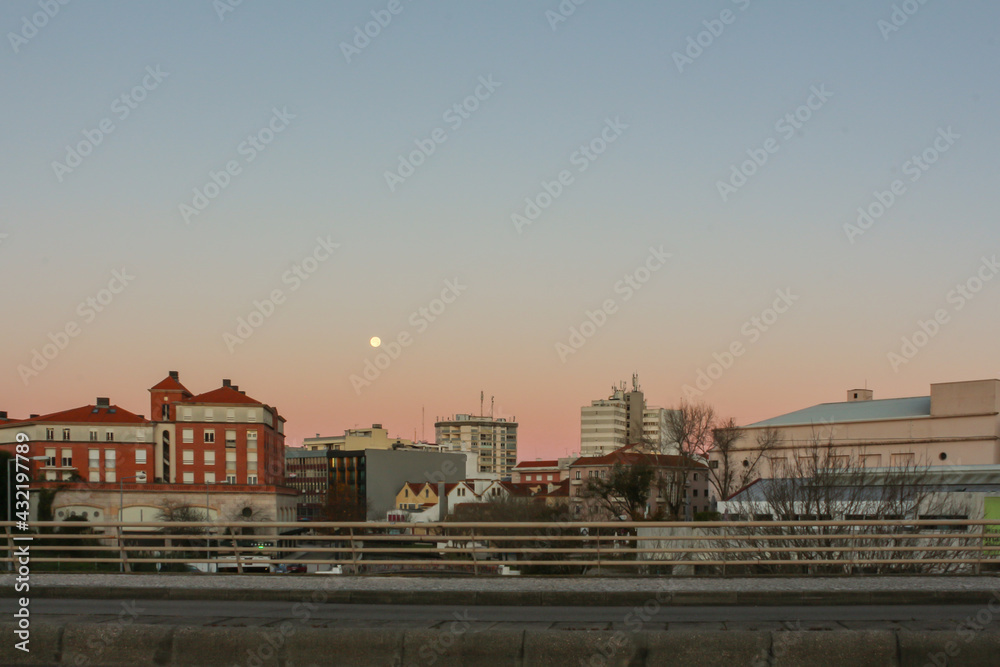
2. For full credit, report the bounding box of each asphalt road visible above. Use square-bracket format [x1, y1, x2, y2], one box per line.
[6, 599, 996, 632]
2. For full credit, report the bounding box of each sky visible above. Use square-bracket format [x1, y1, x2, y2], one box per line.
[2, 1, 998, 459]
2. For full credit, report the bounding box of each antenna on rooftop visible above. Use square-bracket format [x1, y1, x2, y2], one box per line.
[480, 390, 484, 416]
[490, 395, 494, 419]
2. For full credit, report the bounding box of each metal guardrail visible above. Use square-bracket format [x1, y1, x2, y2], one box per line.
[4, 519, 999, 575]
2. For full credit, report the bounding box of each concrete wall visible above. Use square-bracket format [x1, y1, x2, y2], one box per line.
[6, 622, 1000, 667]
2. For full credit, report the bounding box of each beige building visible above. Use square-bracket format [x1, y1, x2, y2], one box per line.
[303, 424, 413, 452]
[581, 376, 677, 457]
[717, 379, 1000, 486]
[435, 414, 517, 478]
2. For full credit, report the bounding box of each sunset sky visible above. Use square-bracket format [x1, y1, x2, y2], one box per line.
[2, 1, 998, 459]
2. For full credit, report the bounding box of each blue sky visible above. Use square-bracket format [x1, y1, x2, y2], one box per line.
[2, 1, 998, 456]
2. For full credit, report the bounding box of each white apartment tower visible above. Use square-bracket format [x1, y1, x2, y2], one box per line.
[581, 375, 676, 457]
[435, 410, 517, 479]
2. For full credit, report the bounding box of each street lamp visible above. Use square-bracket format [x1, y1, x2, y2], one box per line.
[6, 456, 46, 572]
[118, 472, 146, 572]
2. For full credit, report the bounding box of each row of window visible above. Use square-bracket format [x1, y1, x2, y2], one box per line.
[179, 449, 257, 470]
[179, 407, 257, 422]
[46, 427, 143, 442]
[45, 448, 150, 468]
[178, 472, 256, 484]
[181, 428, 258, 445]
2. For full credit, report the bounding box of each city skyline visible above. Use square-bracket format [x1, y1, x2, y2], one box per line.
[3, 2, 999, 460]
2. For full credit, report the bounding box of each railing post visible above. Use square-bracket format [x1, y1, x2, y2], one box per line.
[976, 521, 984, 576]
[117, 524, 131, 573]
[721, 523, 728, 577]
[234, 528, 244, 574]
[596, 529, 602, 576]
[349, 527, 359, 574]
[471, 527, 479, 576]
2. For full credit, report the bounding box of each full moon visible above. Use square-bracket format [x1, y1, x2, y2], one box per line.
[369, 336, 381, 348]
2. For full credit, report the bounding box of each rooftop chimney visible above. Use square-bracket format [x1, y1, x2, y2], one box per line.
[168, 370, 179, 380]
[231, 385, 239, 392]
[0, 411, 6, 419]
[96, 397, 110, 408]
[222, 379, 231, 388]
[847, 389, 874, 402]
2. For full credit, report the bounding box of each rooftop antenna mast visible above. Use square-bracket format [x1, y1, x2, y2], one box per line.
[480, 390, 484, 417]
[490, 395, 494, 419]
[421, 406, 425, 441]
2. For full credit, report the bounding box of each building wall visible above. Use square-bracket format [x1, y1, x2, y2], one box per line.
[717, 380, 1000, 483]
[435, 415, 517, 478]
[365, 449, 468, 518]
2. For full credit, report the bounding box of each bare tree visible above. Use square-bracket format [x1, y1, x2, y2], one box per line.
[723, 435, 973, 574]
[708, 421, 781, 502]
[663, 402, 717, 518]
[580, 458, 659, 521]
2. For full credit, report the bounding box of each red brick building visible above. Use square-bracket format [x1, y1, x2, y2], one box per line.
[0, 371, 285, 488]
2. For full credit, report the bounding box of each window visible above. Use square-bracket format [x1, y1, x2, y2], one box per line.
[104, 471, 115, 483]
[61, 449, 72, 467]
[182, 472, 194, 483]
[182, 407, 192, 421]
[693, 473, 698, 481]
[45, 448, 56, 467]
[226, 409, 235, 422]
[225, 430, 237, 447]
[204, 430, 215, 443]
[226, 451, 236, 469]
[226, 474, 236, 484]
[862, 454, 881, 468]
[182, 450, 194, 465]
[247, 451, 257, 472]
[248, 410, 257, 422]
[135, 450, 147, 465]
[575, 471, 581, 480]
[204, 451, 216, 465]
[89, 449, 100, 468]
[46, 428, 54, 440]
[205, 408, 214, 422]
[247, 430, 257, 449]
[247, 475, 258, 484]
[105, 449, 116, 470]
[62, 428, 71, 441]
[88, 471, 100, 482]
[204, 472, 216, 484]
[891, 453, 915, 468]
[693, 489, 699, 497]
[105, 431, 114, 442]
[136, 430, 145, 442]
[89, 429, 98, 442]
[161, 404, 170, 421]
[182, 429, 194, 444]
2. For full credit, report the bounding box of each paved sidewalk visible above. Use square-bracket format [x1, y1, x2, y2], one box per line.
[3, 573, 999, 606]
